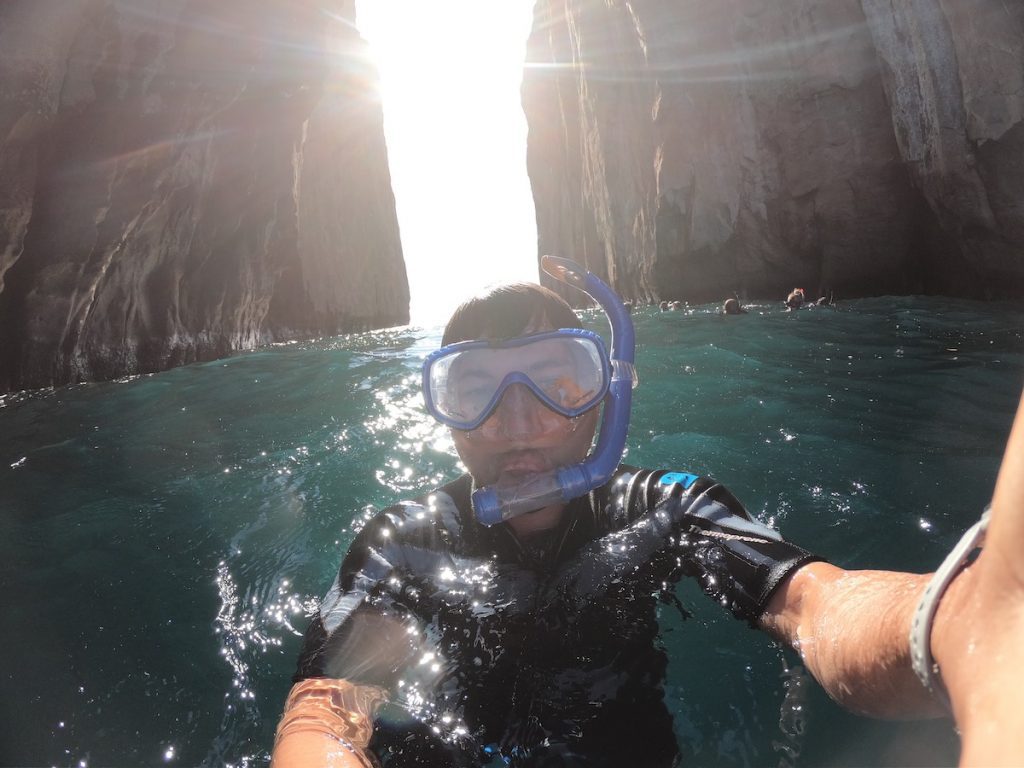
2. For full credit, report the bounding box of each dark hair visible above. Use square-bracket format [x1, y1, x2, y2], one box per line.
[442, 283, 581, 345]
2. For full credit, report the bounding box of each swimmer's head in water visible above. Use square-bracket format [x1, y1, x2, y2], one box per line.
[427, 286, 604, 498]
[424, 260, 636, 525]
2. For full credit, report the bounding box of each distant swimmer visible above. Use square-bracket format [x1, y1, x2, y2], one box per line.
[658, 300, 669, 312]
[723, 298, 748, 315]
[785, 288, 806, 311]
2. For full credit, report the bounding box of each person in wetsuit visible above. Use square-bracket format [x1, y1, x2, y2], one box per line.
[288, 468, 818, 766]
[272, 270, 1024, 767]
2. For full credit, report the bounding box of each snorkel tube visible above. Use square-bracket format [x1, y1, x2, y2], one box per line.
[473, 256, 637, 526]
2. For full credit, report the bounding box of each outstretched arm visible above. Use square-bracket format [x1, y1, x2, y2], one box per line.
[931, 387, 1024, 765]
[761, 388, 1024, 762]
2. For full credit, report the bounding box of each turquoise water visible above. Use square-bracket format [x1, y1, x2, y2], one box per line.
[1, 297, 1021, 767]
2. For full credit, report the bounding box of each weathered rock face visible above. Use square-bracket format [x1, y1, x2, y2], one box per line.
[523, 0, 1024, 304]
[0, 0, 407, 393]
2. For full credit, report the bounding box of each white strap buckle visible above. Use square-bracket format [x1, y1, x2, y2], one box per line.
[909, 506, 991, 710]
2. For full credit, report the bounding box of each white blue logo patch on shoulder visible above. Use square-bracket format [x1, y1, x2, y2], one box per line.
[659, 471, 699, 490]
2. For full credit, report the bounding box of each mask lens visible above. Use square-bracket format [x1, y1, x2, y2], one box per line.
[424, 332, 609, 429]
[529, 336, 604, 412]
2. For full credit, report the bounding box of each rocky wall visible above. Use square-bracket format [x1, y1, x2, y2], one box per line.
[523, 0, 1024, 304]
[0, 0, 407, 392]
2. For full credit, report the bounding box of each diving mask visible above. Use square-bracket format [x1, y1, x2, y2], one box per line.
[422, 329, 611, 431]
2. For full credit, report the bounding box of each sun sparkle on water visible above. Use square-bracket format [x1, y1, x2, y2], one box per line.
[355, 1, 539, 328]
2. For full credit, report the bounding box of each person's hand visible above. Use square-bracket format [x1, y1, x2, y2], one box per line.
[271, 678, 387, 768]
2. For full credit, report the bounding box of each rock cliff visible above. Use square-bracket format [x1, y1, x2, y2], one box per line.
[0, 0, 407, 393]
[523, 0, 1024, 304]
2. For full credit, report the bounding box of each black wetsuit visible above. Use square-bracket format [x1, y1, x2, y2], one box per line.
[294, 467, 822, 767]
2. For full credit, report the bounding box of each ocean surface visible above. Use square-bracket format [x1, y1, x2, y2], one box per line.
[1, 296, 1021, 768]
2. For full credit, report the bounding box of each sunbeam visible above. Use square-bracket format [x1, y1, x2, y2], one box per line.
[355, 0, 539, 327]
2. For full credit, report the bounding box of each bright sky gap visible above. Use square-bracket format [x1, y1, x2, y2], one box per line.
[356, 1, 540, 328]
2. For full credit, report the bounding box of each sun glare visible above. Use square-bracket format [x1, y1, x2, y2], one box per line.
[355, 1, 539, 328]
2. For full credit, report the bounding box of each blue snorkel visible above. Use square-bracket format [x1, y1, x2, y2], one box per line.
[472, 256, 637, 526]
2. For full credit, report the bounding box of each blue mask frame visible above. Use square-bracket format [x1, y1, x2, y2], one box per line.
[422, 328, 612, 431]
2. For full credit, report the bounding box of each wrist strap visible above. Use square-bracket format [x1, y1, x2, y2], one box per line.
[909, 506, 991, 710]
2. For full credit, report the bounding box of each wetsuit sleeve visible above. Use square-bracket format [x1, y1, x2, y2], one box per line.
[624, 469, 825, 625]
[293, 512, 422, 689]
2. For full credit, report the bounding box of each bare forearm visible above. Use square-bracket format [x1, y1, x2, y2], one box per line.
[930, 388, 1024, 765]
[928, 560, 1024, 767]
[761, 562, 944, 718]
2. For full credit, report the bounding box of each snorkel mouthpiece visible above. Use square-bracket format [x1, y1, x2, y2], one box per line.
[472, 256, 637, 526]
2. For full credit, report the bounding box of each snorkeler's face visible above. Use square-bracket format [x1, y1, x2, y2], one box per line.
[449, 323, 600, 490]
